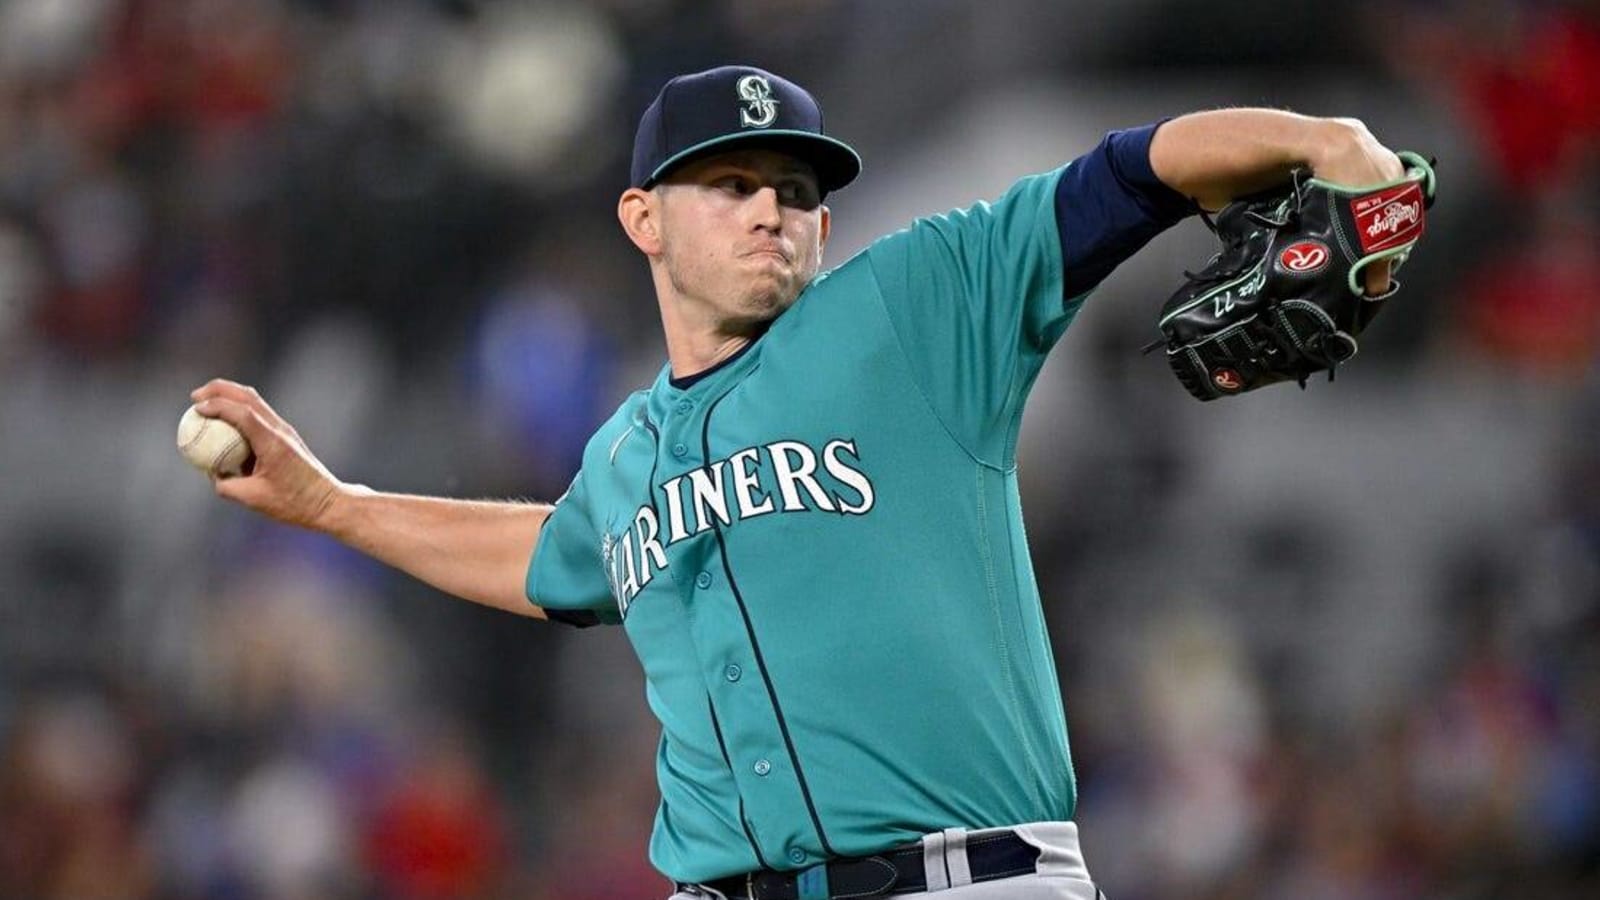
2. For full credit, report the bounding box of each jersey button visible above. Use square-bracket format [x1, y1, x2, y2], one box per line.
[753, 759, 771, 777]
[675, 400, 693, 414]
[788, 847, 807, 865]
[671, 442, 688, 458]
[724, 664, 742, 682]
[695, 571, 713, 589]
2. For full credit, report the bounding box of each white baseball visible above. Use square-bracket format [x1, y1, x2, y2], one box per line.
[176, 404, 253, 478]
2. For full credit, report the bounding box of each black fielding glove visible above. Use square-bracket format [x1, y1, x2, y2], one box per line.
[1149, 151, 1437, 400]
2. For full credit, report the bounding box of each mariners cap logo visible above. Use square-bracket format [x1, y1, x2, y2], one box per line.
[737, 74, 779, 128]
[630, 66, 861, 192]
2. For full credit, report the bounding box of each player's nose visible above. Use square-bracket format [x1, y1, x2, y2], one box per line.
[747, 186, 783, 231]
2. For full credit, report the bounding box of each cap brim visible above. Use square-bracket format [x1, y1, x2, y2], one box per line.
[641, 130, 862, 195]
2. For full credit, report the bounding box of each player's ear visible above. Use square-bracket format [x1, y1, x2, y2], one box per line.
[618, 187, 663, 255]
[818, 203, 831, 250]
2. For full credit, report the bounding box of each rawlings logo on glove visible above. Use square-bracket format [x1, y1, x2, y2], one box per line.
[1279, 241, 1331, 274]
[1147, 151, 1437, 401]
[1355, 183, 1425, 252]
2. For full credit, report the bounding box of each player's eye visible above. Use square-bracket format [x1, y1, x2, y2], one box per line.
[777, 180, 821, 211]
[714, 175, 756, 195]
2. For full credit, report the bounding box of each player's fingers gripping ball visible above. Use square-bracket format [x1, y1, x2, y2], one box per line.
[1149, 151, 1437, 400]
[176, 404, 254, 478]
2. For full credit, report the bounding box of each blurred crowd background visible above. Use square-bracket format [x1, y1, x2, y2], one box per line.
[1, 0, 1597, 898]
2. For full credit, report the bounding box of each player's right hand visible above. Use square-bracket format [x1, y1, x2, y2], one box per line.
[1307, 118, 1406, 296]
[188, 379, 344, 532]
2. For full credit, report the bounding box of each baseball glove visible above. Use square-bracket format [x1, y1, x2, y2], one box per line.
[1148, 151, 1436, 400]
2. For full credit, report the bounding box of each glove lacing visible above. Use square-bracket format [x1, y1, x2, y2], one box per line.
[1181, 175, 1304, 286]
[1256, 313, 1349, 388]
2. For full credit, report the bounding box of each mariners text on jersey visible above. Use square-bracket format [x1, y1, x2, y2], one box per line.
[606, 437, 876, 616]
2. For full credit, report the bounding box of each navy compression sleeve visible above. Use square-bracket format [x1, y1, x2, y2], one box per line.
[1056, 122, 1198, 299]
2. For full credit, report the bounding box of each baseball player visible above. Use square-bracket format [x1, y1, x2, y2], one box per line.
[190, 66, 1410, 898]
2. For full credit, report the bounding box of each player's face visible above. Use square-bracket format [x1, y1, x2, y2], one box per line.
[654, 150, 830, 326]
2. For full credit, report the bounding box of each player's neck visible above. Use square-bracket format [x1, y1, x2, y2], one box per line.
[663, 327, 758, 380]
[656, 285, 773, 379]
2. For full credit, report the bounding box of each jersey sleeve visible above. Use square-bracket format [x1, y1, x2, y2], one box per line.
[864, 122, 1194, 464]
[525, 470, 620, 627]
[1056, 122, 1197, 297]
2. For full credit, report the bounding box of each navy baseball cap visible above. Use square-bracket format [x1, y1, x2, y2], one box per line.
[631, 65, 862, 195]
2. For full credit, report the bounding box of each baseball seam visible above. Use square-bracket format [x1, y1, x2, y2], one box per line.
[183, 418, 246, 475]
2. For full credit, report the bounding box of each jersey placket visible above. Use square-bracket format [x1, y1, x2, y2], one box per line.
[654, 368, 836, 871]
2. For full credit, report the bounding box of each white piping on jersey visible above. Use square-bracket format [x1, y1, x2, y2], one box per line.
[608, 424, 636, 464]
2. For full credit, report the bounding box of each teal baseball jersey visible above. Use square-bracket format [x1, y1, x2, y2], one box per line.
[527, 127, 1192, 884]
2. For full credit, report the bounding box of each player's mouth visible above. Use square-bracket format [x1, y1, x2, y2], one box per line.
[741, 245, 790, 263]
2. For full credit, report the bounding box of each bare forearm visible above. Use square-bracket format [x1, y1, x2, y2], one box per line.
[320, 486, 551, 618]
[1151, 110, 1399, 211]
[190, 379, 554, 618]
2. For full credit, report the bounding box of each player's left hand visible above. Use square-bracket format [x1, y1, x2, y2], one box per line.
[1306, 118, 1406, 295]
[1150, 149, 1436, 400]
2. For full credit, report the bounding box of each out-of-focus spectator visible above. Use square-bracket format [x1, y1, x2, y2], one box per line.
[364, 724, 510, 900]
[1386, 0, 1600, 189]
[228, 756, 359, 899]
[1380, 1, 1600, 380]
[1455, 194, 1600, 376]
[0, 217, 47, 366]
[468, 272, 618, 485]
[527, 753, 667, 900]
[0, 691, 154, 900]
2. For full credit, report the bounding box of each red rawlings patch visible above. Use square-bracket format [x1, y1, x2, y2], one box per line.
[1212, 368, 1243, 392]
[1351, 182, 1425, 254]
[1279, 240, 1331, 275]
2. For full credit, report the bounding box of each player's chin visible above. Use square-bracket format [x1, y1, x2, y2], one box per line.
[742, 274, 802, 311]
[737, 292, 788, 323]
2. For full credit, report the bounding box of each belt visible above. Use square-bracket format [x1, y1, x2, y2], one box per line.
[682, 831, 1041, 900]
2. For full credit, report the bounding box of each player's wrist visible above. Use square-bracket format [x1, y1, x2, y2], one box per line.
[1303, 118, 1401, 186]
[314, 481, 372, 538]
[1302, 118, 1362, 171]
